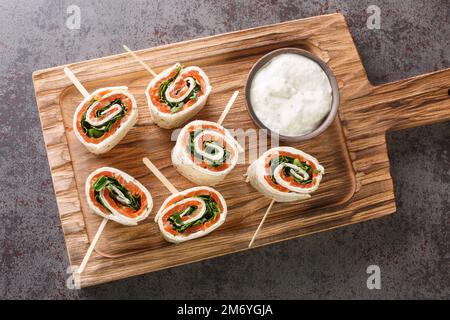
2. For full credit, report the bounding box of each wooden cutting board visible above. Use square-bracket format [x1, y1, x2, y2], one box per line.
[32, 13, 450, 288]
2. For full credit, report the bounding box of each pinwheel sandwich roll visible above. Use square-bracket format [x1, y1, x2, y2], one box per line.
[73, 86, 138, 154]
[146, 63, 212, 129]
[86, 167, 153, 226]
[172, 120, 239, 186]
[155, 186, 227, 243]
[246, 147, 324, 202]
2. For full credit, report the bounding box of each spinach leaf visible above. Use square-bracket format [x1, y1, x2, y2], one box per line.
[168, 205, 198, 230]
[81, 99, 127, 139]
[93, 176, 109, 191]
[269, 156, 313, 185]
[168, 196, 219, 233]
[187, 130, 230, 168]
[157, 66, 202, 114]
[92, 176, 141, 211]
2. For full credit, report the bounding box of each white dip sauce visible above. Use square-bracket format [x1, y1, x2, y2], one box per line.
[250, 53, 332, 136]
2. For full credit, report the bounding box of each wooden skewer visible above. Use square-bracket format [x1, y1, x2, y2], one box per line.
[217, 90, 239, 126]
[64, 67, 109, 274]
[77, 157, 178, 275]
[123, 45, 158, 77]
[123, 48, 243, 153]
[248, 199, 276, 248]
[64, 67, 90, 98]
[76, 218, 108, 274]
[216, 91, 244, 153]
[143, 157, 179, 195]
[234, 136, 245, 154]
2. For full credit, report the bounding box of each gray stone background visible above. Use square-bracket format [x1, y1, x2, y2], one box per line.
[0, 0, 449, 299]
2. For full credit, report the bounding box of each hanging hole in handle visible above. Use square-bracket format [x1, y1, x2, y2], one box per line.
[447, 88, 450, 96]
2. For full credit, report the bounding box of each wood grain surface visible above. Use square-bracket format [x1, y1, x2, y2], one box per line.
[32, 13, 450, 287]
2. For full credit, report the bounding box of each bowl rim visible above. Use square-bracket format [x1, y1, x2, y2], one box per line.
[244, 47, 340, 142]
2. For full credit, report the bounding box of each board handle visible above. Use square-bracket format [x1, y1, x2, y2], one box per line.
[369, 68, 450, 131]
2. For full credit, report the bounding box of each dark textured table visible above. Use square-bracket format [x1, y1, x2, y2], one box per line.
[0, 0, 449, 299]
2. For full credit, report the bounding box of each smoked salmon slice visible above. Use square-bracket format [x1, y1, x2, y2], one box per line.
[171, 120, 240, 186]
[145, 63, 212, 129]
[154, 186, 227, 243]
[73, 86, 138, 154]
[85, 167, 153, 226]
[246, 147, 324, 202]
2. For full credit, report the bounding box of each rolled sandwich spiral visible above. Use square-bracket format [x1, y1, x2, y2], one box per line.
[246, 147, 324, 202]
[155, 186, 227, 243]
[146, 63, 212, 129]
[73, 86, 138, 154]
[85, 167, 153, 226]
[172, 120, 239, 186]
